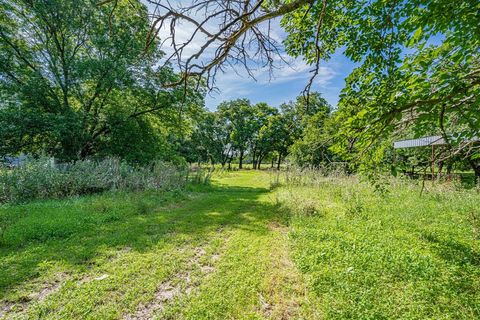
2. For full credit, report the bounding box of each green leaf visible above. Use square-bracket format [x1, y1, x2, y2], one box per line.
[391, 165, 398, 177]
[407, 27, 423, 47]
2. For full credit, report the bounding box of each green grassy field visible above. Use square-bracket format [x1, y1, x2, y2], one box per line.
[0, 170, 479, 319]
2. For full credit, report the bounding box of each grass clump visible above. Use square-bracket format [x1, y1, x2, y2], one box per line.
[0, 158, 189, 203]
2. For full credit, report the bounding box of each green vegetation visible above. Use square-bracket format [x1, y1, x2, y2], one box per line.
[0, 0, 479, 319]
[282, 0, 480, 177]
[0, 158, 189, 203]
[276, 170, 480, 318]
[0, 0, 202, 163]
[1, 170, 479, 319]
[1, 0, 478, 176]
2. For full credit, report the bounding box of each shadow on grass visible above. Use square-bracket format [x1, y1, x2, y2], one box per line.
[421, 232, 480, 267]
[0, 183, 279, 298]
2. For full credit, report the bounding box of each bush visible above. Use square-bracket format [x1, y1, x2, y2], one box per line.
[0, 157, 189, 203]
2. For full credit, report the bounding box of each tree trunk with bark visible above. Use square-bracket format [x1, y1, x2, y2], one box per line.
[239, 149, 244, 169]
[258, 155, 264, 170]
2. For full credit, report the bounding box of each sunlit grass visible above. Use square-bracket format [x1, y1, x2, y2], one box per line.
[0, 170, 478, 319]
[274, 172, 480, 319]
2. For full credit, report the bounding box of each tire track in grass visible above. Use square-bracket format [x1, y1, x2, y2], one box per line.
[0, 272, 70, 319]
[260, 221, 310, 319]
[124, 234, 227, 320]
[158, 197, 309, 319]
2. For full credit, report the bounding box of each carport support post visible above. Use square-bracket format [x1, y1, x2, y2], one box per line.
[431, 144, 435, 183]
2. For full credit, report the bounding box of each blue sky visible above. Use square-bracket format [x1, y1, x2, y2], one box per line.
[204, 51, 356, 110]
[144, 1, 357, 111]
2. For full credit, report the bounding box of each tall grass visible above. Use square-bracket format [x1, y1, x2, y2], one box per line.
[271, 166, 480, 319]
[0, 158, 192, 203]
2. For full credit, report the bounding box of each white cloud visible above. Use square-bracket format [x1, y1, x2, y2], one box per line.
[142, 1, 344, 109]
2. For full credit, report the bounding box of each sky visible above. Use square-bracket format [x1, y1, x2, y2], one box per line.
[144, 1, 357, 111]
[204, 51, 356, 111]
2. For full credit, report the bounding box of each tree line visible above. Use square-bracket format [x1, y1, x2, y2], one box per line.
[178, 93, 333, 170]
[0, 0, 478, 182]
[0, 0, 337, 170]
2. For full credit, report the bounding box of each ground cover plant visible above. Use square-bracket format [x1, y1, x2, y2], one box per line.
[0, 169, 478, 319]
[274, 169, 480, 319]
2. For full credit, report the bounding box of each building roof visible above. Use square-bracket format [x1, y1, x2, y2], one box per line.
[393, 135, 479, 149]
[393, 136, 446, 149]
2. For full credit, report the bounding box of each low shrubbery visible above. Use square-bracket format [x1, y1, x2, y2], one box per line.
[0, 157, 192, 203]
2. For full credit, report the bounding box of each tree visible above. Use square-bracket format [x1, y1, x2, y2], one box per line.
[189, 111, 228, 166]
[125, 0, 478, 178]
[0, 0, 203, 162]
[257, 114, 291, 169]
[289, 106, 333, 167]
[282, 0, 479, 177]
[249, 103, 278, 169]
[217, 99, 257, 169]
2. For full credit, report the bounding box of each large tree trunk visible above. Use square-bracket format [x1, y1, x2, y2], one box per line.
[239, 149, 244, 169]
[271, 157, 274, 168]
[252, 149, 257, 170]
[277, 154, 282, 170]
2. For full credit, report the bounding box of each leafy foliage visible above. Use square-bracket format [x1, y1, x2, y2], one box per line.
[282, 0, 480, 177]
[0, 0, 203, 163]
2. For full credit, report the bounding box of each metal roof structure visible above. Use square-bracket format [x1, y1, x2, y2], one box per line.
[393, 136, 447, 149]
[394, 135, 479, 149]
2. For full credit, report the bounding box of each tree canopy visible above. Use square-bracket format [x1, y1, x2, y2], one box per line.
[1, 0, 478, 181]
[0, 0, 203, 163]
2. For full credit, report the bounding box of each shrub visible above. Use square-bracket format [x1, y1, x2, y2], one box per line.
[0, 157, 190, 203]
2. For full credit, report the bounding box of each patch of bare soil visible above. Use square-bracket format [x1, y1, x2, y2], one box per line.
[123, 245, 219, 320]
[0, 272, 69, 319]
[267, 220, 286, 231]
[0, 301, 15, 319]
[34, 273, 69, 303]
[123, 281, 181, 320]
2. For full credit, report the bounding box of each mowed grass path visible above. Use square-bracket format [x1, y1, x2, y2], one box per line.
[1, 170, 479, 319]
[0, 171, 306, 319]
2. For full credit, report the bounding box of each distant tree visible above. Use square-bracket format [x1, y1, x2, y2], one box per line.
[258, 114, 291, 169]
[217, 99, 257, 169]
[249, 103, 278, 169]
[277, 92, 332, 167]
[290, 107, 333, 167]
[189, 111, 228, 166]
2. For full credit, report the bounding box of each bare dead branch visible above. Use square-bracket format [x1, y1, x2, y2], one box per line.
[302, 0, 327, 107]
[141, 0, 313, 89]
